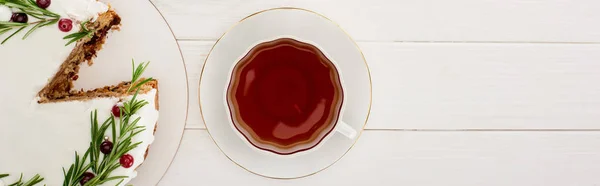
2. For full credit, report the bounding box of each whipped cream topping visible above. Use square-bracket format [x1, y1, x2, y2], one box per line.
[0, 0, 107, 23]
[0, 89, 159, 186]
[48, 0, 108, 22]
[0, 5, 11, 21]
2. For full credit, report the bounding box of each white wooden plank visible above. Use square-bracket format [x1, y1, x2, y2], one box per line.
[369, 42, 600, 129]
[365, 42, 600, 129]
[159, 130, 600, 186]
[151, 0, 600, 42]
[179, 41, 214, 130]
[181, 41, 600, 129]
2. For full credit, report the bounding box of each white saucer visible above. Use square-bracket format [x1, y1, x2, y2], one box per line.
[199, 7, 371, 179]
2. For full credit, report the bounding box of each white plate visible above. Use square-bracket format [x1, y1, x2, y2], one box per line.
[199, 8, 371, 178]
[76, 0, 188, 185]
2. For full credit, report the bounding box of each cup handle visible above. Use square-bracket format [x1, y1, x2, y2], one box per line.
[336, 121, 357, 139]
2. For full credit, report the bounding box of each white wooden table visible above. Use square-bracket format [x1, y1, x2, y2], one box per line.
[154, 1, 600, 185]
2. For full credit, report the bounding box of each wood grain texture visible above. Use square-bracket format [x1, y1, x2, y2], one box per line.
[153, 1, 600, 184]
[159, 130, 600, 186]
[151, 0, 600, 42]
[180, 41, 600, 130]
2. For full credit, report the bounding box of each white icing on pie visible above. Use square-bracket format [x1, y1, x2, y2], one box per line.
[0, 0, 107, 22]
[0, 90, 159, 186]
[0, 5, 11, 21]
[48, 0, 108, 22]
[0, 1, 158, 186]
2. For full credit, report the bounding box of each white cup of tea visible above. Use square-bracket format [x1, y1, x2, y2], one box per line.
[226, 37, 357, 155]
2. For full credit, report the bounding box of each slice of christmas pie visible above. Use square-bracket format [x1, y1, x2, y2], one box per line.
[0, 0, 159, 185]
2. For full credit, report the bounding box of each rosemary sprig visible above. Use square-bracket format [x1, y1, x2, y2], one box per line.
[0, 0, 59, 18]
[127, 60, 153, 93]
[61, 61, 153, 186]
[63, 21, 94, 46]
[0, 173, 45, 186]
[0, 0, 60, 44]
[61, 150, 92, 186]
[0, 0, 96, 45]
[3, 61, 152, 186]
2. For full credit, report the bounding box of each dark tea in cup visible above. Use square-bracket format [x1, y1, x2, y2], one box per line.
[227, 38, 348, 155]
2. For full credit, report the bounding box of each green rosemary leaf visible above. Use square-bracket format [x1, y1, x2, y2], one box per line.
[83, 177, 99, 186]
[61, 168, 68, 186]
[34, 4, 60, 17]
[128, 90, 140, 109]
[90, 111, 99, 173]
[107, 163, 121, 174]
[10, 173, 24, 186]
[26, 0, 36, 7]
[24, 11, 44, 19]
[22, 21, 44, 39]
[73, 152, 80, 176]
[129, 101, 148, 115]
[90, 110, 95, 140]
[131, 78, 154, 92]
[65, 165, 74, 184]
[127, 61, 151, 92]
[97, 176, 128, 184]
[21, 9, 46, 18]
[39, 10, 59, 18]
[130, 60, 135, 83]
[115, 139, 131, 152]
[139, 61, 150, 76]
[119, 108, 125, 127]
[111, 114, 117, 151]
[122, 102, 131, 115]
[38, 19, 58, 28]
[0, 21, 27, 26]
[2, 26, 26, 44]
[22, 174, 44, 186]
[62, 32, 86, 39]
[6, 173, 43, 186]
[129, 117, 142, 129]
[0, 27, 11, 35]
[0, 174, 8, 179]
[115, 179, 125, 186]
[4, 0, 27, 6]
[81, 149, 90, 170]
[98, 118, 112, 143]
[64, 36, 82, 46]
[130, 130, 145, 140]
[121, 141, 143, 155]
[1, 2, 28, 10]
[79, 20, 90, 32]
[62, 20, 94, 46]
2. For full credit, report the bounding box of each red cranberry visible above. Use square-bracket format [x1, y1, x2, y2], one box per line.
[120, 154, 134, 168]
[111, 105, 121, 117]
[11, 13, 28, 23]
[36, 0, 51, 9]
[58, 18, 73, 32]
[79, 172, 95, 185]
[72, 74, 79, 80]
[100, 140, 113, 154]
